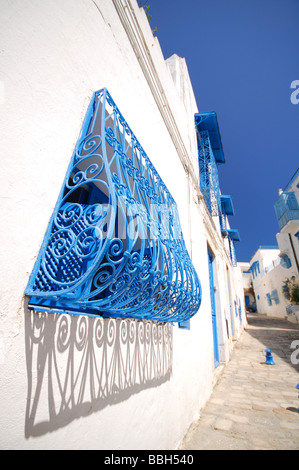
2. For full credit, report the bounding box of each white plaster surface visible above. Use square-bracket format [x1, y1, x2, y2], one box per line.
[0, 0, 245, 449]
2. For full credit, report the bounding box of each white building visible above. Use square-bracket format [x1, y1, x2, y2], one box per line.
[248, 169, 299, 321]
[249, 246, 285, 317]
[275, 168, 299, 280]
[0, 0, 245, 449]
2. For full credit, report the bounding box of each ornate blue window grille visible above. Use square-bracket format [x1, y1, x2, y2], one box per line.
[227, 229, 240, 267]
[25, 88, 201, 323]
[195, 113, 240, 267]
[196, 130, 221, 216]
[195, 112, 225, 217]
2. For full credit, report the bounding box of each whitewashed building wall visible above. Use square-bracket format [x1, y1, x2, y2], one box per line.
[250, 248, 288, 317]
[0, 0, 245, 450]
[249, 170, 299, 321]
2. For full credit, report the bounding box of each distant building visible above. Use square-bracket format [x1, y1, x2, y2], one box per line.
[246, 169, 299, 322]
[249, 246, 285, 316]
[275, 168, 299, 279]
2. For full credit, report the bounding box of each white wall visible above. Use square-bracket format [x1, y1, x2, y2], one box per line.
[278, 171, 299, 271]
[250, 249, 290, 317]
[251, 171, 299, 319]
[0, 0, 244, 450]
[239, 263, 251, 290]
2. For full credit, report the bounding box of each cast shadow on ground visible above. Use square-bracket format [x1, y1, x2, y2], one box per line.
[24, 300, 173, 438]
[245, 313, 299, 372]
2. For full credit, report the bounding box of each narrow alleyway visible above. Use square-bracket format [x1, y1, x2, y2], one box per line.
[181, 313, 299, 450]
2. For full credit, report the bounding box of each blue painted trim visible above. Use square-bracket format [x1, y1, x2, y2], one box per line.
[220, 195, 235, 216]
[196, 130, 221, 216]
[227, 229, 240, 242]
[249, 260, 260, 279]
[274, 191, 299, 231]
[195, 112, 225, 164]
[178, 319, 190, 330]
[280, 254, 292, 269]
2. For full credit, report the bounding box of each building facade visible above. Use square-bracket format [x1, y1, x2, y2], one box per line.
[247, 169, 299, 321]
[238, 262, 256, 312]
[0, 0, 245, 449]
[275, 168, 299, 281]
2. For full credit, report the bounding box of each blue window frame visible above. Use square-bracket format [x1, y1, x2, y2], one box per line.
[271, 289, 280, 304]
[219, 195, 234, 232]
[227, 229, 240, 267]
[266, 293, 272, 306]
[266, 290, 279, 306]
[196, 130, 221, 216]
[25, 88, 201, 323]
[250, 261, 260, 279]
[280, 254, 292, 269]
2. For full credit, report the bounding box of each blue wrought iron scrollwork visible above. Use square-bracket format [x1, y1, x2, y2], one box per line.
[228, 236, 237, 267]
[195, 113, 240, 267]
[25, 88, 201, 322]
[196, 130, 221, 216]
[227, 229, 240, 267]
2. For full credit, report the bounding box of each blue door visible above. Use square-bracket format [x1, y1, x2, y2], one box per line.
[208, 249, 219, 367]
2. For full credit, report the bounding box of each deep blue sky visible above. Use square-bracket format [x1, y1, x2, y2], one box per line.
[139, 0, 299, 262]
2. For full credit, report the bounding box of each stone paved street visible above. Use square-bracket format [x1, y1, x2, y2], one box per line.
[180, 313, 299, 450]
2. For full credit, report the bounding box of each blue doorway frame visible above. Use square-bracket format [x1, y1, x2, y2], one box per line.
[208, 249, 220, 367]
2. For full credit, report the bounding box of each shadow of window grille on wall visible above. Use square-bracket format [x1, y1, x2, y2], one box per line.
[25, 88, 201, 323]
[24, 309, 172, 437]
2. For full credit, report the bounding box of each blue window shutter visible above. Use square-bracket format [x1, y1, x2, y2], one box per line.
[266, 293, 272, 306]
[271, 289, 280, 304]
[280, 254, 292, 269]
[25, 89, 201, 323]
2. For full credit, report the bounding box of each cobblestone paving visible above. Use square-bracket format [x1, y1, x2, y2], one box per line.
[181, 314, 299, 450]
